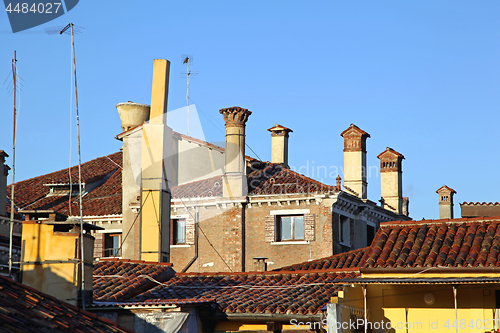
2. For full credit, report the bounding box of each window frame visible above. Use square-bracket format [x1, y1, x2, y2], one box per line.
[104, 233, 122, 258]
[277, 215, 305, 241]
[171, 218, 187, 245]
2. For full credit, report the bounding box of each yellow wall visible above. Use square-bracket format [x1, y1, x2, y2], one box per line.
[340, 284, 500, 333]
[22, 222, 94, 306]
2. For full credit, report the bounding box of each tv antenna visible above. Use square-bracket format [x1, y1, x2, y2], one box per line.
[60, 22, 85, 310]
[181, 55, 198, 136]
[8, 51, 18, 278]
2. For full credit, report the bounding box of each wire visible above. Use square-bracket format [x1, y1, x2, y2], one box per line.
[177, 196, 233, 272]
[68, 38, 74, 216]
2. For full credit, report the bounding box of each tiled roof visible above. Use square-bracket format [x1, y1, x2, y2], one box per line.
[461, 202, 500, 206]
[0, 274, 134, 333]
[93, 259, 175, 301]
[171, 163, 336, 199]
[92, 260, 357, 315]
[130, 270, 358, 315]
[277, 247, 369, 271]
[8, 152, 122, 217]
[360, 216, 500, 268]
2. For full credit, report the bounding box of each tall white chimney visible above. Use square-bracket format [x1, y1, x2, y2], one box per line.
[268, 124, 292, 168]
[340, 124, 370, 199]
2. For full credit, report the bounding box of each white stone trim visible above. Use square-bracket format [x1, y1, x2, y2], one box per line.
[271, 241, 310, 245]
[171, 244, 191, 248]
[96, 229, 123, 234]
[270, 209, 310, 216]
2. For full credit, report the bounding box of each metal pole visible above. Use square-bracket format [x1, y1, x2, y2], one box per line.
[70, 23, 85, 310]
[186, 57, 190, 136]
[9, 51, 17, 278]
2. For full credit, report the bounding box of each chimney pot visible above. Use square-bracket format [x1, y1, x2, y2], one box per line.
[377, 147, 405, 214]
[340, 124, 370, 199]
[436, 185, 456, 219]
[253, 257, 268, 272]
[267, 124, 292, 168]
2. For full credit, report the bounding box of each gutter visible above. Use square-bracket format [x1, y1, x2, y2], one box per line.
[360, 266, 500, 274]
[218, 313, 324, 322]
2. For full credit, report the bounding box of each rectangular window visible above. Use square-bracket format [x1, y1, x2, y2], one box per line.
[278, 215, 304, 241]
[339, 216, 350, 246]
[104, 233, 121, 257]
[172, 218, 187, 245]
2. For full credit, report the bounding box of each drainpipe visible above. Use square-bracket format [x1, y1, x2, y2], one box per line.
[181, 213, 198, 273]
[453, 285, 458, 333]
[363, 285, 367, 333]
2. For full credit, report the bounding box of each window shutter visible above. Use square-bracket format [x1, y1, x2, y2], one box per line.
[94, 233, 104, 258]
[185, 217, 195, 245]
[265, 215, 276, 242]
[304, 214, 315, 241]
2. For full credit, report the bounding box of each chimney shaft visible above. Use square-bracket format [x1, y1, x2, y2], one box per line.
[267, 124, 292, 168]
[140, 59, 172, 263]
[220, 107, 252, 199]
[0, 151, 9, 217]
[253, 257, 267, 272]
[436, 185, 456, 219]
[377, 147, 404, 214]
[340, 124, 370, 199]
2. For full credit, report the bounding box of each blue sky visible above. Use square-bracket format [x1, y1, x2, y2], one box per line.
[1, 1, 499, 220]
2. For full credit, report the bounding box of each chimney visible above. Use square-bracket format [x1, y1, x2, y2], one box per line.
[267, 124, 292, 168]
[377, 147, 404, 214]
[140, 59, 172, 263]
[436, 185, 456, 219]
[21, 214, 98, 307]
[220, 107, 252, 199]
[116, 102, 150, 132]
[340, 124, 370, 199]
[116, 103, 151, 260]
[253, 257, 267, 272]
[0, 151, 9, 217]
[402, 197, 410, 216]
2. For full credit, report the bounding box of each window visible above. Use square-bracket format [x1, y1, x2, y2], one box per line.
[172, 218, 187, 245]
[265, 210, 315, 243]
[367, 224, 375, 246]
[104, 233, 121, 257]
[278, 215, 304, 241]
[339, 216, 350, 246]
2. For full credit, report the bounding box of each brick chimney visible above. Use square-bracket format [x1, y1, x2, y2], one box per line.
[140, 59, 172, 263]
[220, 107, 252, 199]
[436, 185, 456, 219]
[267, 124, 292, 168]
[0, 151, 9, 217]
[340, 124, 370, 199]
[377, 147, 404, 214]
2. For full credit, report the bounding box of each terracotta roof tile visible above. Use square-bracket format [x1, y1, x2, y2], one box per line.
[8, 152, 122, 217]
[130, 270, 358, 315]
[361, 216, 500, 268]
[0, 275, 134, 332]
[93, 259, 175, 301]
[276, 248, 369, 271]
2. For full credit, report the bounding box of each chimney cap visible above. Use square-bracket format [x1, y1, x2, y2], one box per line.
[377, 147, 405, 160]
[0, 150, 8, 158]
[340, 123, 370, 138]
[436, 185, 457, 194]
[267, 124, 293, 133]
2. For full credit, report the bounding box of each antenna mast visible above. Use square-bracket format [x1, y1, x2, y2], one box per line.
[183, 56, 191, 136]
[61, 22, 85, 310]
[9, 51, 17, 278]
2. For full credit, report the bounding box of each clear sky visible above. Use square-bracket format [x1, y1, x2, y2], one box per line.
[1, 1, 499, 220]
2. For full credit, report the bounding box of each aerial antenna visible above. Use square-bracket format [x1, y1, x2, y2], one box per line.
[60, 22, 85, 310]
[8, 51, 18, 278]
[181, 55, 197, 136]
